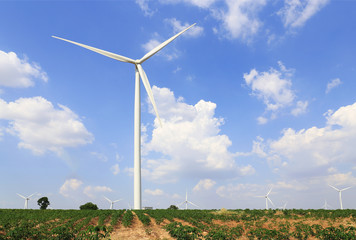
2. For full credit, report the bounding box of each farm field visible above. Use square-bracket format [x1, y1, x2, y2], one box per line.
[0, 209, 356, 239]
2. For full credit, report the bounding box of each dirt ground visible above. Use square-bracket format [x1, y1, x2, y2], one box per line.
[109, 212, 173, 240]
[107, 212, 356, 240]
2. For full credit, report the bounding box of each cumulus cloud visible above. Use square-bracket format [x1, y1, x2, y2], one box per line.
[83, 186, 113, 198]
[213, 0, 266, 42]
[142, 86, 254, 182]
[135, 0, 155, 16]
[111, 164, 120, 175]
[327, 172, 356, 187]
[193, 179, 216, 191]
[291, 100, 308, 116]
[326, 78, 342, 94]
[0, 96, 93, 155]
[160, 0, 216, 8]
[278, 0, 330, 28]
[59, 179, 83, 197]
[144, 188, 164, 196]
[166, 18, 204, 38]
[0, 50, 48, 88]
[244, 62, 307, 123]
[268, 101, 356, 171]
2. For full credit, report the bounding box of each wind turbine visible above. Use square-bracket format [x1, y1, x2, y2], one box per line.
[53, 23, 196, 210]
[178, 191, 199, 210]
[17, 193, 35, 209]
[278, 202, 288, 210]
[104, 196, 122, 210]
[257, 188, 274, 210]
[321, 200, 332, 210]
[329, 185, 351, 210]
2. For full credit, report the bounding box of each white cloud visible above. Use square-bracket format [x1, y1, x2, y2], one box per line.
[278, 0, 330, 28]
[268, 101, 356, 170]
[291, 100, 308, 116]
[135, 0, 155, 16]
[83, 186, 113, 198]
[166, 18, 204, 38]
[257, 116, 268, 125]
[0, 97, 94, 155]
[111, 164, 120, 175]
[144, 188, 164, 196]
[213, 0, 266, 42]
[160, 0, 216, 8]
[59, 179, 83, 197]
[0, 51, 47, 88]
[244, 62, 307, 122]
[193, 179, 216, 191]
[142, 86, 254, 182]
[216, 183, 261, 199]
[327, 172, 356, 187]
[90, 152, 108, 162]
[326, 78, 342, 94]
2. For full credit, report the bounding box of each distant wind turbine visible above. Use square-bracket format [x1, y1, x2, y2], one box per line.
[53, 23, 196, 210]
[104, 196, 122, 210]
[178, 191, 199, 210]
[329, 185, 351, 210]
[278, 202, 288, 210]
[322, 200, 332, 210]
[17, 193, 35, 209]
[257, 188, 274, 210]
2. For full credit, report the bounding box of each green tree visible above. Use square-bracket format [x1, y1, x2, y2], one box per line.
[168, 205, 178, 210]
[80, 202, 98, 210]
[37, 197, 50, 210]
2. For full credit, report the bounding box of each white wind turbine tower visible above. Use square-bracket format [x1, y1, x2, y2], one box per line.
[104, 196, 122, 210]
[178, 191, 199, 210]
[53, 23, 196, 210]
[329, 185, 351, 210]
[257, 188, 274, 210]
[17, 193, 35, 209]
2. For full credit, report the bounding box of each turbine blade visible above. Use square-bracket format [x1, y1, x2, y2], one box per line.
[177, 201, 185, 207]
[341, 186, 352, 191]
[104, 196, 111, 202]
[267, 197, 275, 206]
[188, 201, 199, 208]
[113, 199, 122, 203]
[329, 184, 340, 191]
[139, 23, 196, 63]
[27, 193, 35, 199]
[136, 64, 162, 127]
[267, 187, 273, 196]
[17, 193, 26, 199]
[52, 36, 135, 64]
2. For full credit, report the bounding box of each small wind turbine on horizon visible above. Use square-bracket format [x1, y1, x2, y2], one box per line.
[278, 202, 288, 210]
[322, 200, 332, 210]
[53, 23, 196, 210]
[17, 193, 35, 209]
[104, 196, 122, 210]
[257, 188, 274, 210]
[178, 191, 199, 210]
[328, 184, 351, 210]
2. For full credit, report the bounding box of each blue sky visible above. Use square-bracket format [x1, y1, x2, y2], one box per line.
[1, 0, 356, 210]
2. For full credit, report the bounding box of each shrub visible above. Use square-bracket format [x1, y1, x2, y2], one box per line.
[79, 202, 98, 210]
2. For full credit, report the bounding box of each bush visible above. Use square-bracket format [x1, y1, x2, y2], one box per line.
[168, 205, 178, 210]
[80, 202, 98, 210]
